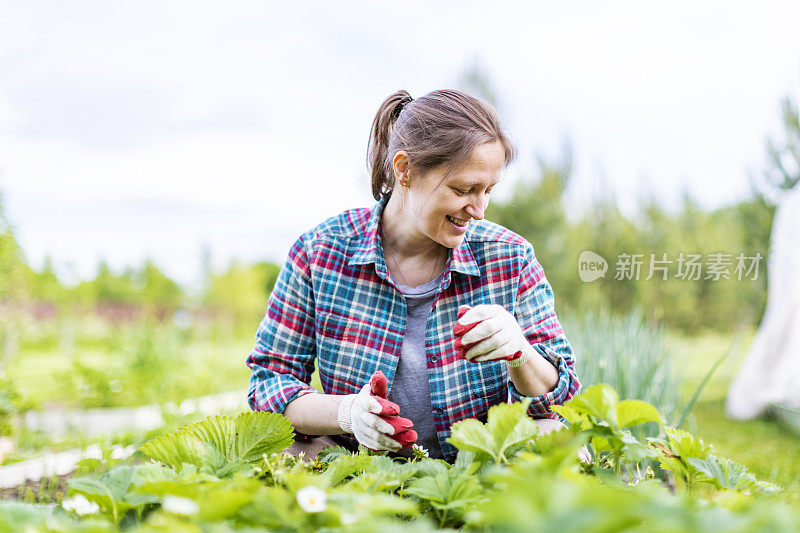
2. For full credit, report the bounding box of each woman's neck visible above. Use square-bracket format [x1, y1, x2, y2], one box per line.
[381, 192, 447, 262]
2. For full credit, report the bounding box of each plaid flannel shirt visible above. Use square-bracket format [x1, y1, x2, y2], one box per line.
[246, 193, 581, 462]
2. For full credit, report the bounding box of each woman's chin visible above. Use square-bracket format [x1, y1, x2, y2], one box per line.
[439, 233, 465, 249]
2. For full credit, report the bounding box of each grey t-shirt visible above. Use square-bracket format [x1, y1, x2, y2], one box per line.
[388, 270, 446, 459]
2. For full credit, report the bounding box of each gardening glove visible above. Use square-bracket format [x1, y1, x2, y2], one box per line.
[369, 371, 418, 450]
[453, 304, 532, 364]
[338, 371, 417, 451]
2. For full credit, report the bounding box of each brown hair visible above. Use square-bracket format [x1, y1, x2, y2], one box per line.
[367, 89, 518, 201]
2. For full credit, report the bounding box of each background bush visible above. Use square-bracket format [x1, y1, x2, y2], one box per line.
[564, 308, 682, 442]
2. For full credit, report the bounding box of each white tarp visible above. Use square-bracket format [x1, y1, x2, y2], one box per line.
[726, 183, 800, 419]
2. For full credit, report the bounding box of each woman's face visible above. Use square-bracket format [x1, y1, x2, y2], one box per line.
[401, 140, 506, 249]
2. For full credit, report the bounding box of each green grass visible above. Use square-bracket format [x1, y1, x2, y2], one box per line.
[7, 338, 253, 409]
[668, 329, 800, 510]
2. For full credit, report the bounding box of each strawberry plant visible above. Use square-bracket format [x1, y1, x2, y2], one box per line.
[650, 426, 713, 494]
[447, 398, 539, 465]
[139, 411, 293, 477]
[1, 385, 795, 532]
[552, 384, 662, 476]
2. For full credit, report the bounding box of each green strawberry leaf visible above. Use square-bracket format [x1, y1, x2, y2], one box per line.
[400, 468, 481, 511]
[67, 466, 137, 523]
[139, 431, 208, 472]
[664, 426, 713, 459]
[325, 454, 374, 486]
[687, 455, 755, 491]
[449, 399, 539, 464]
[568, 384, 619, 425]
[550, 404, 584, 425]
[140, 411, 294, 476]
[616, 400, 662, 428]
[447, 419, 499, 461]
[486, 399, 539, 459]
[185, 411, 294, 464]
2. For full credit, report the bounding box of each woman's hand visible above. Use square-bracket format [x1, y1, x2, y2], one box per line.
[338, 382, 403, 452]
[454, 304, 532, 363]
[337, 371, 417, 452]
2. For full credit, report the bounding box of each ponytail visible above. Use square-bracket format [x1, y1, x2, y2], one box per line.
[367, 90, 413, 201]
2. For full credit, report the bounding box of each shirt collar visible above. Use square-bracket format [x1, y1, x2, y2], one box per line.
[349, 193, 481, 279]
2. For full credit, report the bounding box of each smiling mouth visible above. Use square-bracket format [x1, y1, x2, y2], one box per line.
[446, 215, 468, 227]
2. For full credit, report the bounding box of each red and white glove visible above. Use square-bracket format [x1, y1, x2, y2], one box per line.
[453, 304, 532, 366]
[338, 371, 418, 451]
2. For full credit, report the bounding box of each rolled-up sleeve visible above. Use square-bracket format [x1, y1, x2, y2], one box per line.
[246, 233, 320, 415]
[508, 243, 581, 419]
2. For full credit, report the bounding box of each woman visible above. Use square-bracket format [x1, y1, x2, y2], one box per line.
[246, 89, 581, 462]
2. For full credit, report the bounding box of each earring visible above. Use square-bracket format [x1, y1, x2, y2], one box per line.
[399, 177, 410, 188]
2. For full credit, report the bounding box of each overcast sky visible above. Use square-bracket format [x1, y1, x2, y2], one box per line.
[2, 1, 799, 290]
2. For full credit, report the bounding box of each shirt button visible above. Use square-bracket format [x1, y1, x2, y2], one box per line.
[430, 356, 438, 363]
[436, 408, 444, 415]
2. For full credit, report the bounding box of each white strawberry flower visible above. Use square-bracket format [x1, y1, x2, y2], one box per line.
[162, 495, 199, 515]
[296, 485, 327, 513]
[411, 444, 430, 458]
[61, 494, 100, 515]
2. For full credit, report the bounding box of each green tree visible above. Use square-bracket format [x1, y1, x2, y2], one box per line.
[133, 259, 184, 309]
[0, 190, 33, 303]
[72, 259, 184, 311]
[566, 196, 642, 317]
[763, 95, 800, 194]
[30, 255, 68, 304]
[74, 261, 138, 305]
[203, 260, 281, 326]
